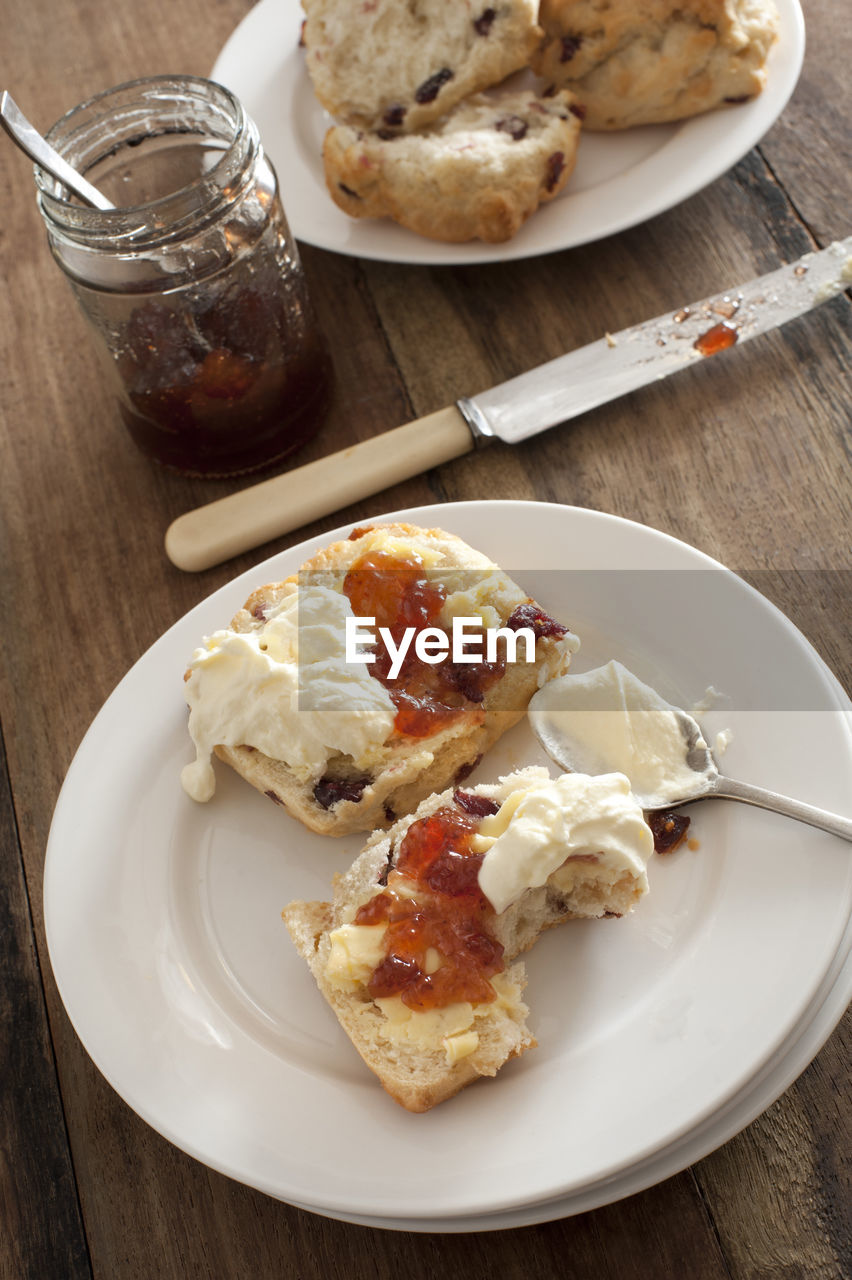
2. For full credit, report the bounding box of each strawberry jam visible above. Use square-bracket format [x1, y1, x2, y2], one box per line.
[354, 800, 504, 1011]
[344, 548, 447, 669]
[343, 549, 503, 738]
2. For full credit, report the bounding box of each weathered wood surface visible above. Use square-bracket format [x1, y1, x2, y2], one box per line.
[0, 0, 849, 1276]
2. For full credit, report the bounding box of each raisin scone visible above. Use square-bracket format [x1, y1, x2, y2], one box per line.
[181, 523, 578, 835]
[323, 89, 582, 244]
[301, 0, 542, 135]
[531, 0, 779, 130]
[284, 766, 653, 1111]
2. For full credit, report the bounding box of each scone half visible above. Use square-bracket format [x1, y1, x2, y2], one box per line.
[284, 765, 653, 1111]
[532, 0, 780, 130]
[324, 89, 583, 244]
[302, 0, 543, 134]
[182, 523, 578, 835]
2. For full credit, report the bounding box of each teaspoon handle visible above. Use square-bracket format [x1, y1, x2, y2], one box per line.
[712, 774, 852, 843]
[0, 91, 114, 211]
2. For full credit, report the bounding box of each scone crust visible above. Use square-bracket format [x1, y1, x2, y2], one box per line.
[323, 90, 582, 244]
[302, 0, 543, 134]
[532, 0, 779, 130]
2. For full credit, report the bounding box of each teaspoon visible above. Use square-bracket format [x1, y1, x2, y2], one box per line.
[0, 90, 114, 210]
[530, 678, 852, 844]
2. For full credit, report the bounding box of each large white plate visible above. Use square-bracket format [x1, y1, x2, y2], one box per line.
[45, 501, 852, 1224]
[210, 0, 804, 264]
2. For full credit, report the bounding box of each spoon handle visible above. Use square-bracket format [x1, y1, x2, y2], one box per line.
[713, 774, 852, 843]
[0, 91, 114, 211]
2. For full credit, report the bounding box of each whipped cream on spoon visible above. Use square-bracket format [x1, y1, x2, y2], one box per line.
[529, 661, 852, 843]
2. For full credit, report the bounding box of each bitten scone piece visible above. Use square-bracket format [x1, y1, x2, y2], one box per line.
[301, 0, 542, 135]
[324, 89, 582, 244]
[181, 523, 578, 835]
[532, 0, 779, 130]
[284, 766, 653, 1111]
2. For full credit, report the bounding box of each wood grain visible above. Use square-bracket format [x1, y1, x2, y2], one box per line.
[0, 0, 849, 1275]
[0, 728, 91, 1280]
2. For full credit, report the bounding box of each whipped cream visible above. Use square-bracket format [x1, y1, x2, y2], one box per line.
[529, 660, 716, 810]
[181, 583, 396, 801]
[476, 770, 652, 915]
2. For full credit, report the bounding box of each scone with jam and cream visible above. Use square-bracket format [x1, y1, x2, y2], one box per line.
[284, 765, 653, 1111]
[181, 523, 577, 835]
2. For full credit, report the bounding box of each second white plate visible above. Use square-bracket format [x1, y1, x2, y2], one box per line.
[211, 0, 805, 264]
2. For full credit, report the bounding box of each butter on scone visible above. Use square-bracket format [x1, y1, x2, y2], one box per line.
[284, 766, 653, 1111]
[532, 0, 779, 130]
[181, 524, 578, 835]
[323, 89, 582, 244]
[301, 0, 542, 135]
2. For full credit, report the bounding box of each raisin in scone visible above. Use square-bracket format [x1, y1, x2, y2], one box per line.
[284, 766, 653, 1111]
[181, 523, 578, 835]
[532, 0, 779, 130]
[301, 0, 542, 135]
[324, 89, 582, 244]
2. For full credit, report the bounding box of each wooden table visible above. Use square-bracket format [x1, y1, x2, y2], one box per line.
[2, 1, 850, 1275]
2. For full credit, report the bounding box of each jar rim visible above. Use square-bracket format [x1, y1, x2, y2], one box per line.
[35, 74, 258, 247]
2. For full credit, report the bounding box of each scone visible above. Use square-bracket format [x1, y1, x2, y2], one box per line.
[324, 89, 582, 244]
[301, 0, 542, 134]
[532, 0, 779, 130]
[284, 766, 653, 1111]
[181, 523, 578, 834]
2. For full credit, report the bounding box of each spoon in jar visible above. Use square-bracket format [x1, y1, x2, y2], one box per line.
[529, 662, 852, 843]
[0, 91, 114, 210]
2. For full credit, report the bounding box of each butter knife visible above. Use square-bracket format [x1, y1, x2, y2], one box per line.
[165, 238, 851, 572]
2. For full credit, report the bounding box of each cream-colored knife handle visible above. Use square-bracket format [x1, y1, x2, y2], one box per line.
[165, 404, 474, 572]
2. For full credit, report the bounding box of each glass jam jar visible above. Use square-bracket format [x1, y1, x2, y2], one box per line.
[35, 75, 332, 478]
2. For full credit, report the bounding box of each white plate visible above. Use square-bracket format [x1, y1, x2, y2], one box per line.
[210, 0, 805, 264]
[45, 501, 852, 1223]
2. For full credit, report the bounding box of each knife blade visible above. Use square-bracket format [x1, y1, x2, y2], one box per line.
[165, 238, 851, 572]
